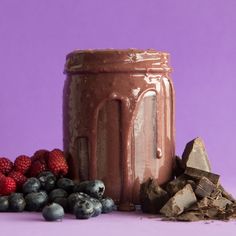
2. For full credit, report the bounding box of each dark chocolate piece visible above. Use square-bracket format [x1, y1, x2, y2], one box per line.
[160, 184, 197, 217]
[210, 188, 222, 199]
[165, 176, 187, 196]
[204, 207, 219, 218]
[174, 211, 205, 222]
[140, 137, 236, 222]
[212, 197, 232, 210]
[182, 137, 211, 172]
[218, 184, 236, 202]
[165, 175, 197, 197]
[184, 167, 220, 186]
[194, 177, 216, 198]
[140, 178, 169, 214]
[217, 203, 236, 220]
[173, 156, 185, 177]
[197, 197, 212, 209]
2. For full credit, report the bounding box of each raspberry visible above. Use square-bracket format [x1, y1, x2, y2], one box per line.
[48, 149, 68, 176]
[8, 171, 27, 189]
[31, 149, 49, 164]
[0, 177, 16, 195]
[0, 172, 5, 181]
[14, 155, 31, 174]
[0, 157, 13, 175]
[29, 160, 46, 177]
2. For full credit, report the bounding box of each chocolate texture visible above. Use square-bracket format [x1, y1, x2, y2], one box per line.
[140, 136, 236, 222]
[160, 184, 197, 217]
[182, 137, 211, 172]
[63, 49, 175, 209]
[140, 178, 169, 214]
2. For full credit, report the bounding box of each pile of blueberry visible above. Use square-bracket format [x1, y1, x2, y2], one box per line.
[0, 171, 114, 221]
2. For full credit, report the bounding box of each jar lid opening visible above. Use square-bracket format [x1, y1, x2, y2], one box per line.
[64, 49, 171, 74]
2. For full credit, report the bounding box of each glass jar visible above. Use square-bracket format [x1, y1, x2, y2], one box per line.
[63, 49, 175, 211]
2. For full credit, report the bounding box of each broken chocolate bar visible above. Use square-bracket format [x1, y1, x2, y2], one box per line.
[140, 178, 169, 214]
[140, 137, 236, 222]
[194, 177, 216, 198]
[184, 167, 220, 186]
[182, 137, 211, 172]
[160, 184, 197, 217]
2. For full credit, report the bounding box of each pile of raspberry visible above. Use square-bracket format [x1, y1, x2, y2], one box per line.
[0, 149, 68, 195]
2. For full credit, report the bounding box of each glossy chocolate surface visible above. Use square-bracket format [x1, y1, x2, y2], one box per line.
[63, 49, 175, 209]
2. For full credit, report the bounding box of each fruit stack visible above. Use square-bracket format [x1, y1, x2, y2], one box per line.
[0, 149, 114, 221]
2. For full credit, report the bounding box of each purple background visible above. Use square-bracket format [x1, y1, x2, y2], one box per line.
[1, 0, 236, 185]
[1, 0, 236, 234]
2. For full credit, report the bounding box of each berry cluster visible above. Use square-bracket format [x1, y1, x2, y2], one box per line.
[0, 149, 68, 195]
[0, 149, 114, 221]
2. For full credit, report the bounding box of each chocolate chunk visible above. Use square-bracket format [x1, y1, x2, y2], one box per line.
[195, 177, 216, 198]
[165, 175, 197, 197]
[173, 156, 185, 177]
[160, 184, 197, 217]
[139, 137, 236, 222]
[165, 176, 187, 196]
[204, 207, 219, 218]
[184, 167, 220, 186]
[140, 178, 169, 214]
[218, 184, 236, 202]
[182, 137, 211, 172]
[217, 203, 236, 220]
[197, 197, 212, 209]
[212, 197, 233, 210]
[186, 179, 197, 190]
[210, 188, 222, 199]
[174, 211, 205, 222]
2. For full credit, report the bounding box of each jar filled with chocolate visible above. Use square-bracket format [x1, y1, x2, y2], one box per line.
[63, 49, 175, 211]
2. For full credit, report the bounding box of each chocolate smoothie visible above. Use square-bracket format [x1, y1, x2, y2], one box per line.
[63, 49, 175, 210]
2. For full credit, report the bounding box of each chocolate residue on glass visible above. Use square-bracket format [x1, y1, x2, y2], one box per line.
[63, 49, 175, 211]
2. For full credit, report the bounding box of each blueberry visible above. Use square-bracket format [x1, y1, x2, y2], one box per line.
[23, 177, 41, 194]
[67, 192, 90, 213]
[9, 193, 26, 212]
[42, 203, 64, 221]
[74, 199, 94, 219]
[49, 189, 68, 202]
[73, 181, 89, 193]
[89, 197, 102, 217]
[0, 196, 9, 212]
[38, 171, 54, 179]
[25, 191, 48, 211]
[100, 197, 114, 213]
[38, 171, 56, 192]
[53, 198, 69, 213]
[74, 180, 105, 199]
[57, 178, 74, 193]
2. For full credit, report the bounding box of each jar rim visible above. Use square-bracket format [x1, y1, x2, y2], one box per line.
[64, 48, 172, 74]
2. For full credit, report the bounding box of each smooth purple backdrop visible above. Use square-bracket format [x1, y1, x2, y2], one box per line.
[1, 0, 236, 234]
[1, 0, 236, 184]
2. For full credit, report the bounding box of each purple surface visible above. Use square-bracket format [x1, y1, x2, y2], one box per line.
[0, 0, 236, 233]
[1, 204, 236, 236]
